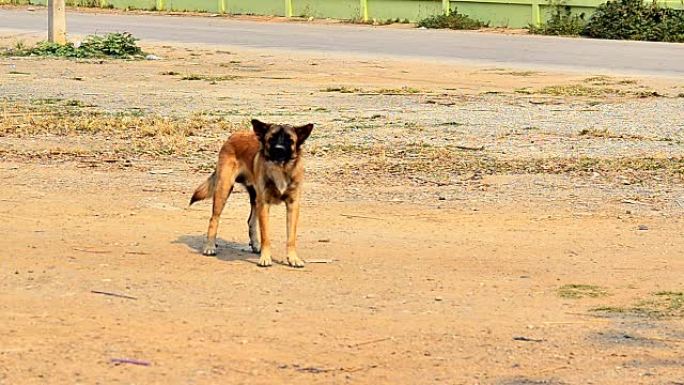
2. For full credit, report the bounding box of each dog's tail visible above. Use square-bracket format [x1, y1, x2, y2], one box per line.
[189, 171, 216, 206]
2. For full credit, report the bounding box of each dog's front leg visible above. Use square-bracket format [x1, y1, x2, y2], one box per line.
[285, 198, 304, 268]
[256, 201, 272, 267]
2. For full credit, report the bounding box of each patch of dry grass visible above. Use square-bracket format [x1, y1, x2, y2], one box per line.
[0, 99, 243, 156]
[592, 291, 684, 319]
[321, 86, 422, 95]
[539, 84, 622, 97]
[558, 284, 609, 299]
[315, 142, 684, 183]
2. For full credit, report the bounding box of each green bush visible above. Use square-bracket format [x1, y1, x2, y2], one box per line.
[529, 2, 586, 36]
[417, 10, 489, 30]
[4, 32, 144, 59]
[583, 0, 684, 42]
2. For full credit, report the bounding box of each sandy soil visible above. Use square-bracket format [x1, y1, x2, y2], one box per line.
[1, 33, 683, 385]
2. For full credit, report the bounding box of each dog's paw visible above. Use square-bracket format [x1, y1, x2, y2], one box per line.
[202, 243, 217, 256]
[249, 242, 261, 254]
[286, 254, 305, 268]
[257, 255, 272, 267]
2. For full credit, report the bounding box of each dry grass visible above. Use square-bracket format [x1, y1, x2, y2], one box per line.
[558, 284, 609, 299]
[314, 142, 684, 182]
[539, 84, 622, 97]
[0, 99, 243, 156]
[321, 86, 422, 95]
[2, 100, 682, 182]
[592, 291, 684, 319]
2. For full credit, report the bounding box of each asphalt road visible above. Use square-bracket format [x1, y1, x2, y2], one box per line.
[1, 8, 683, 75]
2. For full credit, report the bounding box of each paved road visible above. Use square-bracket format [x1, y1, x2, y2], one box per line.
[1, 8, 683, 75]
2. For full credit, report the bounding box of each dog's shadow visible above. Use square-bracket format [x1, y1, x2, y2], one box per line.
[174, 235, 257, 264]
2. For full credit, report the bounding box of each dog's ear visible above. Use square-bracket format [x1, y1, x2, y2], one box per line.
[295, 123, 314, 147]
[251, 119, 270, 140]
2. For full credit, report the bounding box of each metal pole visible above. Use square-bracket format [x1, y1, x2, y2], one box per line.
[48, 0, 66, 44]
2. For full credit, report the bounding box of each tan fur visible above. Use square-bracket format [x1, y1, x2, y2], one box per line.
[190, 119, 313, 268]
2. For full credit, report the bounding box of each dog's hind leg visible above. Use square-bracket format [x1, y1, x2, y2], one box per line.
[202, 161, 237, 256]
[246, 186, 260, 254]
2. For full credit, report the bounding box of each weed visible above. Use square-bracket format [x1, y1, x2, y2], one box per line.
[583, 0, 684, 42]
[160, 71, 180, 76]
[514, 88, 533, 95]
[7, 70, 30, 75]
[417, 9, 489, 30]
[528, 0, 586, 36]
[3, 32, 145, 59]
[539, 84, 621, 97]
[321, 86, 362, 93]
[377, 86, 421, 95]
[558, 284, 609, 299]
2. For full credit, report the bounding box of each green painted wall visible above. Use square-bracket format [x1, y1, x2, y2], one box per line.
[6, 0, 684, 28]
[367, 0, 442, 21]
[293, 0, 360, 19]
[165, 0, 218, 12]
[454, 2, 530, 27]
[106, 0, 156, 10]
[228, 0, 286, 16]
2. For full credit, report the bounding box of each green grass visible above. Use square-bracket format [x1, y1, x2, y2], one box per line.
[3, 32, 145, 59]
[417, 10, 488, 30]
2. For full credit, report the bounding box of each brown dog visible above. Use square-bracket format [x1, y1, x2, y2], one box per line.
[190, 119, 314, 267]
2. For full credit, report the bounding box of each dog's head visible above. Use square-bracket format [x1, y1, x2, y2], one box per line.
[251, 119, 314, 163]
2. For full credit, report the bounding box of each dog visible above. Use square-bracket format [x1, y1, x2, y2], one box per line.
[190, 119, 314, 268]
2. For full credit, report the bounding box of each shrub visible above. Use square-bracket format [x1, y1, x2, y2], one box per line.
[528, 1, 586, 36]
[583, 0, 684, 42]
[417, 10, 489, 30]
[4, 32, 144, 59]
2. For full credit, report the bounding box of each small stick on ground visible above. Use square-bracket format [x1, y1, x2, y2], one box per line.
[411, 176, 454, 186]
[348, 337, 393, 348]
[91, 290, 137, 300]
[538, 365, 569, 374]
[455, 145, 485, 151]
[110, 358, 150, 366]
[73, 247, 111, 254]
[124, 250, 151, 255]
[341, 214, 383, 220]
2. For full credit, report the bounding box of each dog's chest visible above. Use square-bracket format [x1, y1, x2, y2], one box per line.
[264, 166, 297, 202]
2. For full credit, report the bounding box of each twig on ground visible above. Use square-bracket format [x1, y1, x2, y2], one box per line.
[73, 247, 111, 254]
[621, 199, 651, 205]
[341, 214, 383, 220]
[411, 176, 454, 186]
[91, 290, 137, 300]
[538, 365, 569, 374]
[342, 364, 379, 373]
[455, 145, 485, 151]
[110, 358, 150, 366]
[513, 336, 543, 342]
[124, 250, 151, 255]
[348, 337, 393, 348]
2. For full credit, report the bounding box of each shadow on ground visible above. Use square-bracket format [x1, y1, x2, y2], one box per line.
[174, 234, 256, 263]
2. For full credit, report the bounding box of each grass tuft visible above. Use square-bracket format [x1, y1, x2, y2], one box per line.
[558, 284, 609, 299]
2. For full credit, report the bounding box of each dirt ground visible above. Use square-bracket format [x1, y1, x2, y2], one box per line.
[1, 32, 684, 385]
